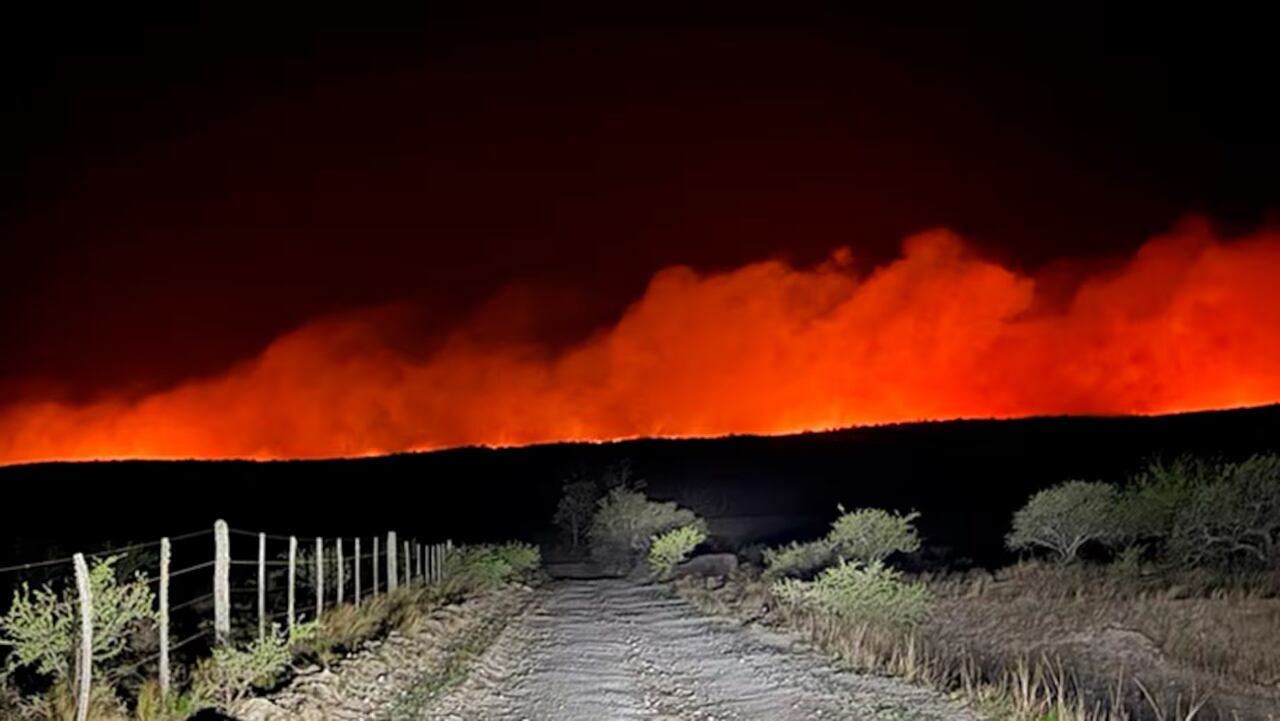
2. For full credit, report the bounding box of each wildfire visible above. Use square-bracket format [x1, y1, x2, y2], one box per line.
[3, 220, 1279, 465]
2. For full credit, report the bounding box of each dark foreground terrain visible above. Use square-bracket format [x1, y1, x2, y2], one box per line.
[4, 404, 1280, 569]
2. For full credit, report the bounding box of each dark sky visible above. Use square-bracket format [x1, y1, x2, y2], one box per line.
[3, 4, 1278, 403]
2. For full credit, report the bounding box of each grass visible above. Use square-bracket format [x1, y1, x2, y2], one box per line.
[677, 561, 1280, 721]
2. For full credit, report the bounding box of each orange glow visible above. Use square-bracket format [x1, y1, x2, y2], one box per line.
[3, 221, 1280, 466]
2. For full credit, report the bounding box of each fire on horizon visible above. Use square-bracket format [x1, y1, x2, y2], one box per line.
[2, 9, 1279, 465]
[2, 220, 1279, 465]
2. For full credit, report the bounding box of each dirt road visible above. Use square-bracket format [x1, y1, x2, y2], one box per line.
[421, 579, 980, 721]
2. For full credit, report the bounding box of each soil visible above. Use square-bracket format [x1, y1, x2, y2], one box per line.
[420, 579, 979, 721]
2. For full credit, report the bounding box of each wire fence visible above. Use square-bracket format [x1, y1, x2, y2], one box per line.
[0, 521, 452, 717]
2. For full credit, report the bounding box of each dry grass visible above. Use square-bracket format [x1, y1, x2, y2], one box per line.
[926, 562, 1280, 691]
[677, 563, 1280, 721]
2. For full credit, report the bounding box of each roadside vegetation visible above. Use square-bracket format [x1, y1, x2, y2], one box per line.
[0, 542, 540, 721]
[676, 454, 1280, 721]
[550, 460, 707, 576]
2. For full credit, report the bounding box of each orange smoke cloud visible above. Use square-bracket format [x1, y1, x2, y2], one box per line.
[3, 221, 1280, 465]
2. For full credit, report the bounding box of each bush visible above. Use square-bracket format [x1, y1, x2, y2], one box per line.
[772, 560, 930, 628]
[648, 525, 707, 579]
[1006, 481, 1118, 563]
[762, 539, 835, 579]
[443, 542, 541, 591]
[0, 556, 155, 682]
[191, 623, 315, 710]
[828, 507, 922, 563]
[764, 506, 922, 578]
[589, 488, 703, 570]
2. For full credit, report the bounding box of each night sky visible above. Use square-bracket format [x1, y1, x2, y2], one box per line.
[2, 5, 1279, 463]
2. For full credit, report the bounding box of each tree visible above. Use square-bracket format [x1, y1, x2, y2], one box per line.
[1170, 454, 1280, 567]
[1112, 455, 1225, 552]
[552, 460, 643, 548]
[553, 479, 598, 548]
[1006, 481, 1117, 563]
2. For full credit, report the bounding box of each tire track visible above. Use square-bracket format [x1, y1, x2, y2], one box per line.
[422, 580, 980, 721]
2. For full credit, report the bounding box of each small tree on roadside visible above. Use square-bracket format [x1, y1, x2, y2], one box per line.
[1006, 481, 1118, 563]
[552, 460, 641, 548]
[0, 556, 155, 682]
[828, 506, 922, 563]
[553, 479, 599, 548]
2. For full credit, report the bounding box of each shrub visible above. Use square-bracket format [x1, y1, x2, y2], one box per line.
[1006, 481, 1118, 563]
[828, 507, 922, 563]
[763, 539, 835, 579]
[0, 556, 155, 681]
[191, 622, 315, 710]
[492, 542, 542, 580]
[444, 542, 542, 591]
[648, 525, 707, 579]
[772, 560, 930, 628]
[589, 488, 703, 570]
[764, 506, 922, 578]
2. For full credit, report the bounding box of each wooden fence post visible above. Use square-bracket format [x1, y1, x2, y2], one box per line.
[354, 537, 362, 606]
[159, 537, 170, 699]
[315, 537, 324, 619]
[373, 536, 380, 596]
[403, 540, 410, 587]
[288, 536, 297, 631]
[214, 520, 230, 645]
[336, 538, 344, 605]
[417, 543, 424, 582]
[387, 532, 398, 591]
[257, 532, 266, 640]
[73, 553, 92, 721]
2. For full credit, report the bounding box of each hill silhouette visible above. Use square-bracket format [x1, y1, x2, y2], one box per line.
[3, 405, 1279, 567]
